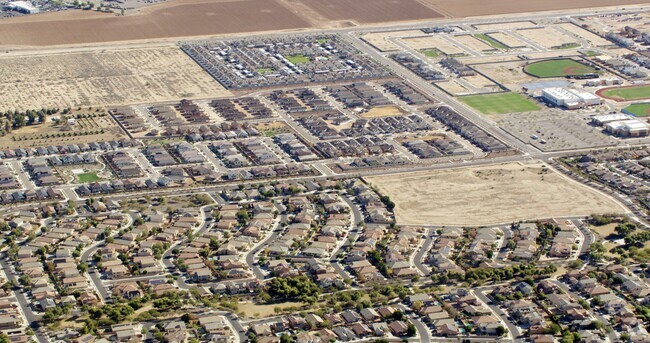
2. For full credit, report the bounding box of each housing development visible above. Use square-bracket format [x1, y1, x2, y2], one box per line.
[4, 1, 650, 343]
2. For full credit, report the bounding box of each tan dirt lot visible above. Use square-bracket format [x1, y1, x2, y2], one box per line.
[365, 162, 626, 226]
[360, 30, 424, 52]
[436, 80, 471, 96]
[516, 27, 577, 49]
[473, 21, 537, 30]
[402, 35, 466, 56]
[0, 47, 231, 111]
[557, 23, 613, 47]
[453, 35, 496, 52]
[487, 32, 527, 48]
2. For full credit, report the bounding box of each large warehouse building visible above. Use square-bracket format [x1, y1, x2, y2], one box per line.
[541, 87, 601, 109]
[593, 114, 650, 137]
[5, 1, 39, 13]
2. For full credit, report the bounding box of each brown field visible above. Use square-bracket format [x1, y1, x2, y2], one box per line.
[0, 47, 231, 111]
[0, 114, 127, 150]
[0, 0, 309, 46]
[423, 0, 648, 17]
[297, 0, 442, 23]
[365, 162, 626, 226]
[361, 106, 405, 118]
[516, 27, 578, 49]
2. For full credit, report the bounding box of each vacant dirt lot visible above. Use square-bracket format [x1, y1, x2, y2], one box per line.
[366, 162, 626, 226]
[0, 0, 309, 46]
[297, 0, 442, 23]
[517, 27, 577, 49]
[402, 35, 466, 56]
[0, 47, 231, 111]
[422, 0, 648, 17]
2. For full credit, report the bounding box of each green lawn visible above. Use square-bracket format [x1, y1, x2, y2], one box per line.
[524, 58, 597, 78]
[420, 48, 441, 58]
[601, 85, 650, 102]
[285, 54, 310, 65]
[256, 68, 275, 75]
[624, 103, 650, 117]
[77, 172, 101, 183]
[473, 34, 508, 50]
[460, 92, 540, 115]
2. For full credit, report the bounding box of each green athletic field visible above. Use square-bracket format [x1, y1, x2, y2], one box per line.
[524, 58, 597, 78]
[600, 85, 650, 102]
[623, 103, 650, 117]
[460, 92, 540, 115]
[77, 172, 101, 183]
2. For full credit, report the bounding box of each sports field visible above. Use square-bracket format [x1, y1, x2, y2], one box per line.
[460, 92, 540, 115]
[624, 103, 650, 117]
[597, 85, 650, 102]
[523, 58, 597, 78]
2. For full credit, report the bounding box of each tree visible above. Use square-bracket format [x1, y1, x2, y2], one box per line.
[406, 323, 417, 337]
[496, 325, 508, 337]
[615, 223, 636, 237]
[280, 333, 292, 343]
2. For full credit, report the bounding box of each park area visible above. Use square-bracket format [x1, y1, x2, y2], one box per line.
[365, 162, 627, 226]
[598, 85, 650, 102]
[459, 92, 539, 115]
[624, 103, 650, 117]
[523, 58, 598, 78]
[76, 172, 101, 183]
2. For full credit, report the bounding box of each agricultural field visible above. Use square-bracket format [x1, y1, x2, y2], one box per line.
[597, 85, 650, 102]
[0, 0, 310, 46]
[421, 0, 648, 17]
[0, 47, 231, 111]
[366, 162, 626, 226]
[297, 0, 442, 23]
[523, 58, 598, 78]
[624, 103, 650, 117]
[460, 92, 539, 115]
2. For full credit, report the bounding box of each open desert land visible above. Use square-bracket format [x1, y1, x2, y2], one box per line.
[420, 0, 648, 17]
[402, 35, 466, 56]
[0, 47, 231, 111]
[472, 21, 537, 30]
[295, 0, 443, 24]
[557, 22, 613, 47]
[365, 162, 627, 226]
[0, 0, 310, 46]
[360, 30, 424, 52]
[515, 27, 579, 49]
[486, 32, 528, 49]
[452, 34, 497, 53]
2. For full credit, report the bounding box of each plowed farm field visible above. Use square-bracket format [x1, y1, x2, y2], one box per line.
[294, 0, 443, 23]
[0, 0, 309, 46]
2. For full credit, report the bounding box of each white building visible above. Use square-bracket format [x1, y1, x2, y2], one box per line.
[591, 113, 632, 126]
[605, 119, 650, 137]
[6, 1, 39, 14]
[541, 87, 601, 109]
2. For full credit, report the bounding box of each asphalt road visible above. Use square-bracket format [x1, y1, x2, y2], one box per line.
[473, 289, 522, 343]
